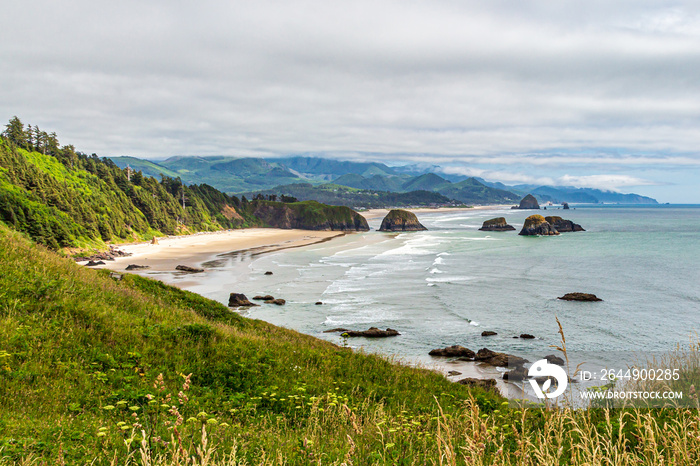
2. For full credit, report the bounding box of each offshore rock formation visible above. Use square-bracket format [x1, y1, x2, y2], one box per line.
[558, 292, 602, 302]
[562, 202, 570, 210]
[545, 216, 585, 232]
[250, 200, 369, 231]
[429, 345, 476, 358]
[519, 215, 560, 236]
[378, 209, 427, 232]
[479, 217, 515, 232]
[228, 293, 258, 307]
[512, 194, 540, 210]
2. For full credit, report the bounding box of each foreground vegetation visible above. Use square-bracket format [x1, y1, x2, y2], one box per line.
[1, 224, 700, 465]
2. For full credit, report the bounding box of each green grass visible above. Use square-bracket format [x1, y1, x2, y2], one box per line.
[0, 224, 503, 464]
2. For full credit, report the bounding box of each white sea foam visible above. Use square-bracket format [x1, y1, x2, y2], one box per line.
[433, 257, 445, 265]
[425, 276, 472, 283]
[428, 268, 444, 274]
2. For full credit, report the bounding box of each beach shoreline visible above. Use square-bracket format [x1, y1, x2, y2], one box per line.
[99, 228, 347, 273]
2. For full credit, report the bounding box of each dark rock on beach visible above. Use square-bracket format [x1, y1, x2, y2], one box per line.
[545, 216, 584, 232]
[512, 194, 540, 210]
[85, 260, 105, 266]
[228, 293, 258, 307]
[379, 209, 427, 232]
[481, 331, 497, 336]
[264, 271, 273, 275]
[429, 345, 476, 358]
[75, 246, 131, 263]
[519, 215, 559, 236]
[475, 348, 528, 367]
[502, 366, 528, 381]
[447, 370, 462, 376]
[479, 217, 515, 232]
[558, 292, 602, 302]
[176, 265, 204, 273]
[315, 301, 323, 305]
[125, 264, 149, 270]
[457, 377, 498, 392]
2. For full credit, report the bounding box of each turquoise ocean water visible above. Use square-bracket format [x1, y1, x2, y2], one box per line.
[164, 205, 700, 378]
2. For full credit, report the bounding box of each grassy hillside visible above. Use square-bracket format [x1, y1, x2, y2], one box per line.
[0, 224, 499, 464]
[2, 221, 699, 465]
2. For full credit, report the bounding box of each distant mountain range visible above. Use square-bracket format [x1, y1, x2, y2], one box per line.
[110, 155, 658, 206]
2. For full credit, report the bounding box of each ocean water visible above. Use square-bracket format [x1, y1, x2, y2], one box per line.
[164, 205, 700, 379]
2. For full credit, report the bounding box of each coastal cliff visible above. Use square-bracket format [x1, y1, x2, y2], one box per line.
[479, 217, 515, 231]
[378, 209, 427, 231]
[249, 199, 369, 231]
[519, 214, 559, 236]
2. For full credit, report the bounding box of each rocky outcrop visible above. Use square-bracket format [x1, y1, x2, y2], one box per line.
[545, 354, 566, 365]
[545, 216, 584, 232]
[176, 265, 204, 273]
[519, 334, 536, 339]
[378, 209, 427, 232]
[512, 194, 540, 210]
[74, 246, 131, 263]
[474, 348, 528, 367]
[429, 345, 476, 358]
[324, 327, 400, 337]
[315, 301, 323, 305]
[125, 264, 149, 270]
[481, 331, 497, 336]
[519, 215, 559, 236]
[457, 377, 498, 392]
[558, 292, 602, 302]
[264, 271, 273, 275]
[253, 295, 275, 301]
[562, 202, 570, 210]
[249, 200, 369, 231]
[265, 298, 286, 305]
[228, 293, 258, 307]
[479, 217, 515, 232]
[85, 260, 105, 266]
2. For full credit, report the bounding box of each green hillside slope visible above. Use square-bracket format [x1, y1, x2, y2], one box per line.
[0, 224, 499, 463]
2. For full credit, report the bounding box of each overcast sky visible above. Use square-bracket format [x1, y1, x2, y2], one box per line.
[2, 1, 700, 202]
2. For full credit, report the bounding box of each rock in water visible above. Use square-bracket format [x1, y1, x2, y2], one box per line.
[264, 298, 286, 305]
[512, 194, 540, 210]
[325, 327, 400, 337]
[545, 354, 566, 365]
[176, 265, 204, 273]
[474, 348, 528, 367]
[558, 292, 602, 302]
[479, 217, 515, 232]
[378, 209, 427, 232]
[253, 295, 275, 301]
[228, 293, 258, 307]
[519, 334, 536, 339]
[545, 216, 585, 232]
[562, 202, 570, 210]
[519, 215, 559, 236]
[429, 345, 476, 358]
[264, 271, 273, 275]
[481, 331, 497, 336]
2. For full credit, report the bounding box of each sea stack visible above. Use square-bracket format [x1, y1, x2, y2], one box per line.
[512, 194, 540, 210]
[545, 216, 585, 232]
[562, 202, 570, 210]
[519, 215, 559, 236]
[479, 217, 515, 231]
[379, 209, 427, 232]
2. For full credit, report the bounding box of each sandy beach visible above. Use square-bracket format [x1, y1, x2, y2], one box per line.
[99, 228, 346, 273]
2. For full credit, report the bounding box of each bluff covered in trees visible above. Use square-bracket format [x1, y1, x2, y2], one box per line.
[0, 117, 369, 250]
[0, 117, 260, 249]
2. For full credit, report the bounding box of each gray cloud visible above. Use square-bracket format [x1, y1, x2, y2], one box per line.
[2, 1, 700, 199]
